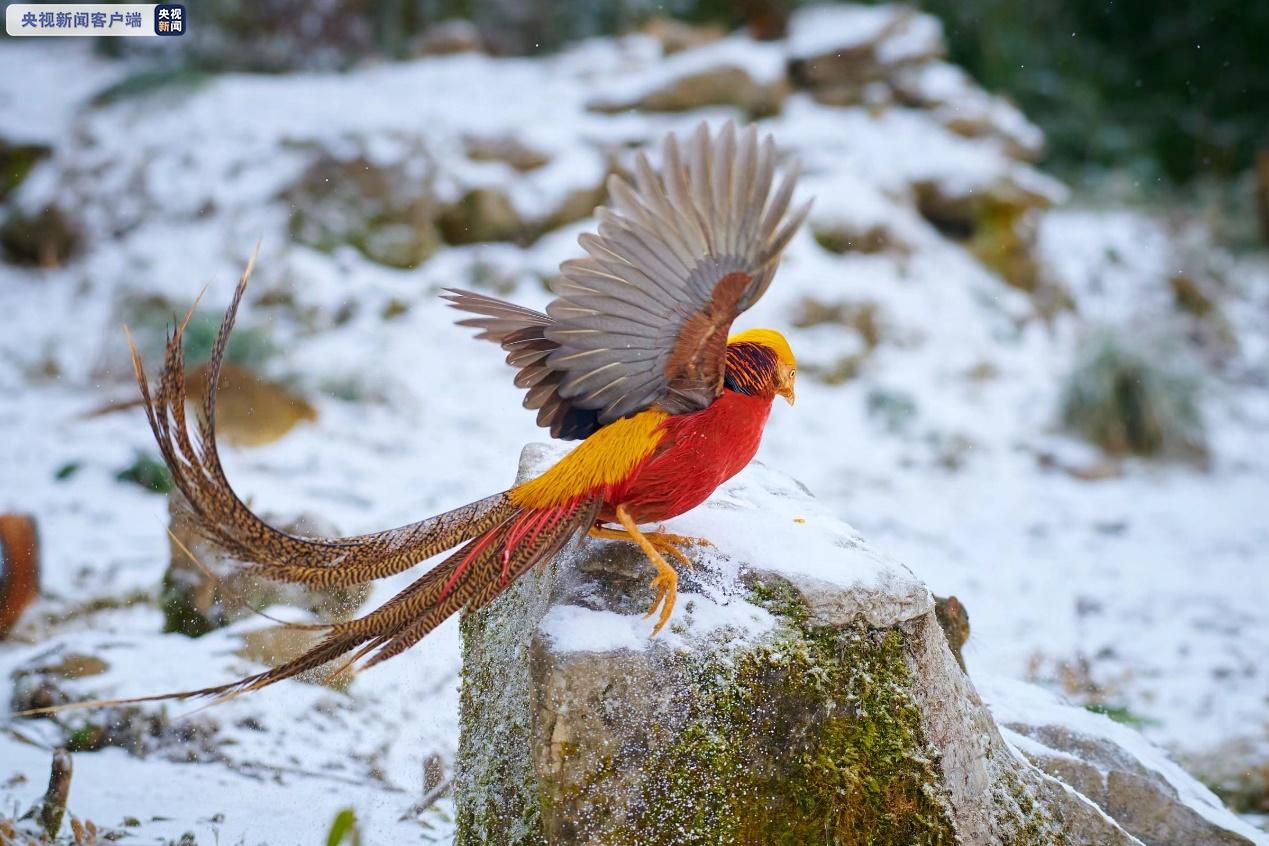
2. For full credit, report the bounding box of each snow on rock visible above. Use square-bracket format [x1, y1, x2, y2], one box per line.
[787, 4, 942, 65]
[893, 61, 1046, 161]
[983, 675, 1269, 846]
[787, 4, 946, 106]
[586, 33, 787, 115]
[455, 444, 1148, 845]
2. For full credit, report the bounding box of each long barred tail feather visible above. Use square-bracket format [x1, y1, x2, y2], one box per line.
[125, 250, 524, 591]
[17, 251, 599, 713]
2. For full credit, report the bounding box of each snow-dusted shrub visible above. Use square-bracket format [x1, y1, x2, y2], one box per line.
[1059, 327, 1206, 458]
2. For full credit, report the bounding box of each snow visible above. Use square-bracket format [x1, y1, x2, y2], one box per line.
[0, 42, 129, 144]
[983, 675, 1269, 845]
[1, 15, 1267, 842]
[586, 33, 786, 110]
[539, 598, 776, 655]
[787, 4, 911, 61]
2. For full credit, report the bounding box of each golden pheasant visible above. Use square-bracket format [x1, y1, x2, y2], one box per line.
[120, 121, 810, 701]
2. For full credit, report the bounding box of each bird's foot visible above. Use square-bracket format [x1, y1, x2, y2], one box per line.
[587, 525, 709, 571]
[644, 557, 679, 636]
[599, 506, 696, 636]
[589, 525, 680, 631]
[648, 526, 712, 568]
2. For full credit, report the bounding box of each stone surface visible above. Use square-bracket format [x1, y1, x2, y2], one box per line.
[984, 676, 1267, 846]
[449, 444, 1262, 845]
[283, 152, 441, 269]
[787, 4, 945, 107]
[587, 36, 787, 118]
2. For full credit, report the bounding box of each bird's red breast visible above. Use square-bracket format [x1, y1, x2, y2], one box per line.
[508, 389, 775, 522]
[604, 389, 774, 524]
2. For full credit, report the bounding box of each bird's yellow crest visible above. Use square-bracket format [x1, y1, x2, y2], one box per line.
[728, 328, 796, 368]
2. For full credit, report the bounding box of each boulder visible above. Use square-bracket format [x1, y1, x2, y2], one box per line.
[983, 676, 1268, 846]
[412, 19, 485, 57]
[641, 17, 726, 55]
[463, 135, 551, 172]
[453, 444, 1261, 845]
[437, 187, 527, 245]
[587, 36, 787, 118]
[892, 62, 1045, 162]
[913, 172, 1072, 315]
[283, 153, 441, 269]
[787, 4, 946, 107]
[0, 204, 81, 267]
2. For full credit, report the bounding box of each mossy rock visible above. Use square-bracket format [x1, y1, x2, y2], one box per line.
[913, 177, 1072, 316]
[454, 445, 1140, 846]
[437, 188, 527, 245]
[0, 140, 50, 201]
[283, 153, 441, 269]
[0, 205, 81, 267]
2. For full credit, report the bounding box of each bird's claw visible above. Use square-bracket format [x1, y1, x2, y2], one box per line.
[645, 570, 678, 636]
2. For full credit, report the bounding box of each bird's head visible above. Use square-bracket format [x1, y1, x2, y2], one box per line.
[725, 328, 797, 405]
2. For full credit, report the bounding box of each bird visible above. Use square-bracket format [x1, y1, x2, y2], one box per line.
[116, 120, 811, 703]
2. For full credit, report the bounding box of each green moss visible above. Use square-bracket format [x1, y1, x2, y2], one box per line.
[115, 452, 174, 494]
[595, 583, 956, 846]
[0, 141, 50, 201]
[159, 570, 217, 638]
[458, 567, 957, 846]
[456, 577, 550, 846]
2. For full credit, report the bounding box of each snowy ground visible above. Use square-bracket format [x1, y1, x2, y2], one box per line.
[1, 30, 1266, 843]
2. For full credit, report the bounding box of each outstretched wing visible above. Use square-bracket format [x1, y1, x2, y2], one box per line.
[446, 120, 810, 439]
[439, 289, 602, 440]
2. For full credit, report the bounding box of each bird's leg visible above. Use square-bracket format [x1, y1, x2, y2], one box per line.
[649, 526, 714, 551]
[612, 505, 678, 636]
[588, 525, 695, 569]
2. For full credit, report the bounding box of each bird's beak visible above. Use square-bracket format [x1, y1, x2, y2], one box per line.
[778, 384, 795, 406]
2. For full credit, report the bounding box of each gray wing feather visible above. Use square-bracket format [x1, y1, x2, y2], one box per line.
[449, 120, 811, 437]
[541, 120, 808, 423]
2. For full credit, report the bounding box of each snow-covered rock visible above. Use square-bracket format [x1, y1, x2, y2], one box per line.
[893, 61, 1045, 161]
[587, 34, 787, 117]
[984, 676, 1268, 846]
[451, 443, 1261, 845]
[787, 4, 946, 106]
